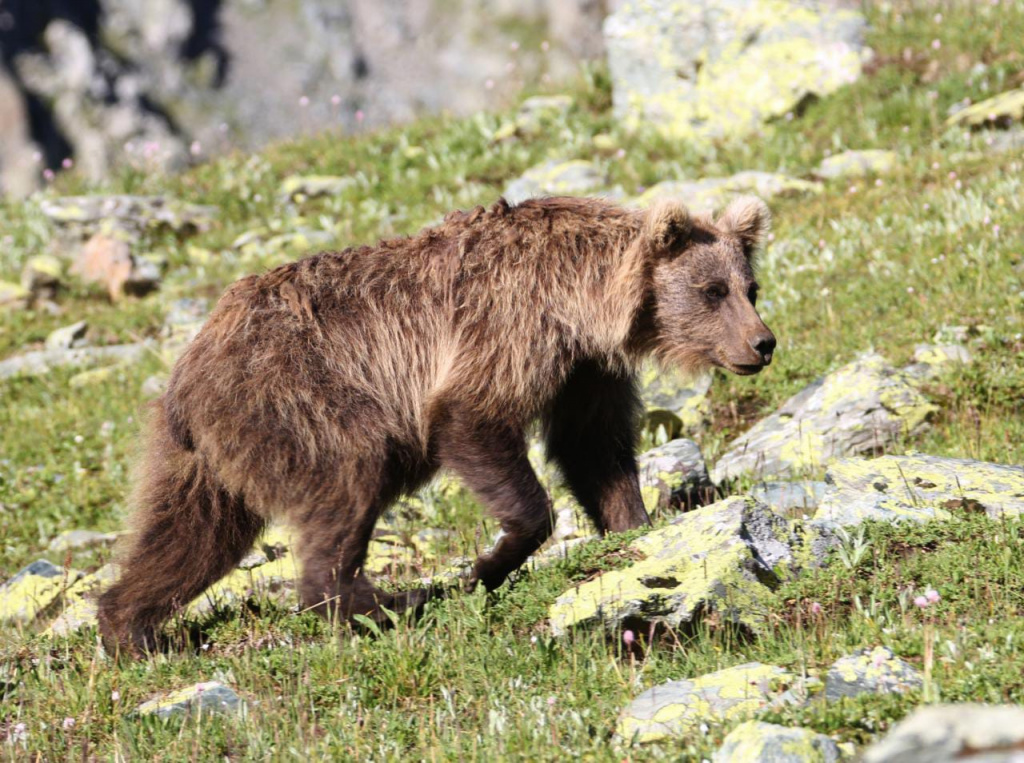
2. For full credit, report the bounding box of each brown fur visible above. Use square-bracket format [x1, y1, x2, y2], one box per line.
[98, 194, 775, 653]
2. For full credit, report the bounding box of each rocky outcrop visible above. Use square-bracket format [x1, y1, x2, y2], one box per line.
[711, 354, 935, 484]
[604, 0, 868, 143]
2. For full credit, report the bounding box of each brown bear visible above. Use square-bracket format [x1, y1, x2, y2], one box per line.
[98, 194, 775, 653]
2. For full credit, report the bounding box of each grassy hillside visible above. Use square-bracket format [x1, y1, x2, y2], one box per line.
[2, 0, 1023, 759]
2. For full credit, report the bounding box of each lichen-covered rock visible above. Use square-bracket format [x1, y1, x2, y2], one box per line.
[618, 662, 792, 743]
[136, 682, 243, 719]
[817, 150, 899, 180]
[641, 366, 713, 437]
[0, 560, 80, 624]
[605, 0, 868, 143]
[825, 646, 922, 700]
[39, 194, 216, 238]
[863, 704, 1024, 763]
[514, 95, 574, 134]
[503, 159, 607, 204]
[20, 255, 64, 301]
[902, 343, 972, 380]
[946, 87, 1024, 128]
[279, 175, 357, 201]
[45, 320, 89, 351]
[47, 529, 117, 552]
[711, 354, 936, 484]
[548, 497, 793, 636]
[0, 342, 150, 380]
[634, 172, 821, 214]
[749, 481, 827, 515]
[45, 563, 118, 637]
[713, 721, 843, 762]
[0, 280, 30, 312]
[814, 455, 1024, 527]
[637, 438, 711, 512]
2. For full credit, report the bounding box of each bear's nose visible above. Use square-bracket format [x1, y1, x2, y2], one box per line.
[749, 333, 776, 364]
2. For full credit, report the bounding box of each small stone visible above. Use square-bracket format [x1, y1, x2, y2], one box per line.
[44, 320, 89, 351]
[825, 646, 922, 700]
[140, 374, 168, 397]
[814, 454, 1024, 526]
[863, 703, 1024, 763]
[637, 438, 711, 512]
[946, 86, 1024, 128]
[503, 159, 608, 204]
[714, 721, 843, 762]
[71, 233, 160, 301]
[0, 559, 80, 624]
[817, 150, 899, 180]
[0, 280, 30, 312]
[20, 255, 64, 301]
[635, 173, 821, 214]
[136, 682, 243, 719]
[618, 662, 792, 743]
[279, 175, 356, 201]
[47, 529, 117, 552]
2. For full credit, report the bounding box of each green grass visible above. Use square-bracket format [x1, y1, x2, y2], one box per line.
[2, 0, 1024, 758]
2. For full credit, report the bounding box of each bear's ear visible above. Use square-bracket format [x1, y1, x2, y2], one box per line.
[717, 196, 771, 258]
[642, 199, 692, 254]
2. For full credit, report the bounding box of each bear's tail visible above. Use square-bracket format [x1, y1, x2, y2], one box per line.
[97, 401, 265, 654]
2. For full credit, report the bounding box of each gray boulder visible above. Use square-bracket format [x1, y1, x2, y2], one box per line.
[825, 646, 923, 700]
[503, 159, 608, 204]
[712, 354, 935, 484]
[863, 704, 1024, 763]
[714, 721, 843, 762]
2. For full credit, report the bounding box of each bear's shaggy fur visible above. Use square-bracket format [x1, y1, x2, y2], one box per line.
[98, 194, 775, 653]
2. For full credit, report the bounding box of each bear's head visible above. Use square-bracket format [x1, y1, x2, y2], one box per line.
[640, 195, 776, 376]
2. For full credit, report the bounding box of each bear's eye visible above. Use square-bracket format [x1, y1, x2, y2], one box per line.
[703, 284, 728, 302]
[747, 284, 759, 306]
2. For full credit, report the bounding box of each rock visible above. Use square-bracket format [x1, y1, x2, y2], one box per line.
[45, 564, 118, 637]
[47, 529, 117, 553]
[551, 496, 595, 543]
[825, 646, 922, 700]
[68, 364, 132, 388]
[749, 481, 827, 515]
[514, 95, 574, 134]
[634, 172, 821, 214]
[548, 496, 793, 636]
[711, 354, 936, 484]
[160, 297, 209, 363]
[814, 454, 1024, 527]
[0, 342, 150, 381]
[817, 150, 899, 180]
[946, 87, 1024, 128]
[141, 374, 168, 397]
[981, 127, 1024, 153]
[863, 704, 1024, 763]
[604, 0, 867, 143]
[902, 343, 972, 380]
[20, 255, 64, 302]
[279, 175, 357, 201]
[39, 195, 216, 239]
[0, 559, 80, 624]
[714, 721, 843, 762]
[641, 366, 713, 437]
[44, 320, 89, 351]
[503, 159, 608, 204]
[71, 234, 160, 301]
[0, 281, 30, 312]
[136, 682, 244, 719]
[637, 439, 711, 512]
[618, 662, 792, 743]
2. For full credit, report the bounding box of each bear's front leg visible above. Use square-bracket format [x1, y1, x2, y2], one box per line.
[436, 411, 553, 591]
[544, 359, 652, 533]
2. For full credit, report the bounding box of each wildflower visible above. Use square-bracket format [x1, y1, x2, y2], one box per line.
[485, 78, 495, 90]
[73, 435, 84, 444]
[914, 595, 929, 608]
[299, 95, 310, 107]
[509, 41, 520, 52]
[190, 140, 202, 156]
[111, 690, 120, 701]
[934, 13, 943, 22]
[622, 629, 635, 646]
[948, 171, 957, 180]
[547, 696, 556, 707]
[355, 110, 365, 123]
[993, 224, 1001, 234]
[931, 39, 941, 50]
[907, 286, 915, 294]
[925, 588, 940, 604]
[540, 40, 550, 52]
[42, 168, 55, 182]
[615, 148, 626, 159]
[61, 157, 73, 169]
[330, 94, 341, 106]
[62, 717, 75, 730]
[810, 601, 822, 615]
